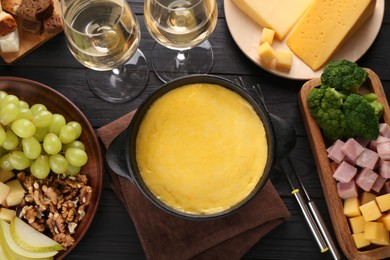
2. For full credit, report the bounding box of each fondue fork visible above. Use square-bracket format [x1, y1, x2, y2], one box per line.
[236, 77, 335, 256]
[249, 79, 340, 260]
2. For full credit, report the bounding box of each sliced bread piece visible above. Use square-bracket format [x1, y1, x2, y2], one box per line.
[0, 11, 17, 36]
[43, 11, 62, 34]
[1, 0, 22, 15]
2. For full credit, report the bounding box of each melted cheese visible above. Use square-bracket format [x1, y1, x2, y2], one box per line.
[231, 0, 312, 40]
[136, 84, 268, 215]
[286, 0, 376, 71]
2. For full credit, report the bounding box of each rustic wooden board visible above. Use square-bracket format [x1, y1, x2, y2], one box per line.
[0, 0, 62, 64]
[298, 69, 390, 260]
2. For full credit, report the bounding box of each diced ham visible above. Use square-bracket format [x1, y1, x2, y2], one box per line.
[356, 148, 379, 170]
[379, 160, 390, 178]
[337, 181, 358, 199]
[355, 168, 379, 192]
[327, 139, 345, 164]
[371, 174, 387, 193]
[333, 161, 358, 183]
[379, 123, 390, 138]
[341, 138, 365, 163]
[356, 137, 371, 148]
[369, 136, 390, 152]
[377, 141, 390, 160]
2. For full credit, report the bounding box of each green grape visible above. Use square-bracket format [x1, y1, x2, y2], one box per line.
[65, 164, 81, 176]
[9, 151, 31, 170]
[65, 148, 88, 167]
[2, 130, 19, 150]
[16, 108, 33, 120]
[67, 121, 82, 139]
[49, 154, 68, 174]
[0, 94, 19, 107]
[48, 114, 66, 135]
[43, 133, 62, 154]
[11, 119, 36, 138]
[18, 100, 29, 109]
[22, 137, 42, 160]
[0, 91, 8, 100]
[59, 125, 77, 144]
[30, 155, 50, 179]
[0, 103, 19, 125]
[63, 140, 85, 151]
[34, 127, 48, 142]
[0, 154, 14, 171]
[0, 126, 6, 146]
[32, 110, 53, 128]
[30, 104, 47, 114]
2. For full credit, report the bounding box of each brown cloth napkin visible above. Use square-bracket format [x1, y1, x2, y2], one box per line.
[97, 111, 291, 260]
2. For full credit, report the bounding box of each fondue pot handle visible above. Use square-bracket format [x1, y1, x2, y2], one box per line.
[106, 128, 135, 183]
[269, 114, 297, 159]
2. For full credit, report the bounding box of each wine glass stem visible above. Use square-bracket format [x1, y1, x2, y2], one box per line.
[176, 51, 189, 67]
[112, 65, 125, 77]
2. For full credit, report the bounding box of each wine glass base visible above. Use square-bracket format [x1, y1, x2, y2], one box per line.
[151, 40, 214, 83]
[87, 49, 149, 103]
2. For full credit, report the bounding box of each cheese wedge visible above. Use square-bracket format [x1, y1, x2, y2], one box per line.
[231, 0, 312, 40]
[286, 0, 376, 71]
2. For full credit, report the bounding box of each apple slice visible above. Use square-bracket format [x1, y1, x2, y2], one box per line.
[0, 219, 58, 259]
[0, 182, 10, 204]
[11, 217, 63, 253]
[5, 179, 25, 207]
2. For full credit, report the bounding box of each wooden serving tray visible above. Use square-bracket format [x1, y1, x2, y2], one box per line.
[0, 0, 62, 64]
[298, 69, 390, 260]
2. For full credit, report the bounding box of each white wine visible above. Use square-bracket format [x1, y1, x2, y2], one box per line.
[144, 0, 218, 50]
[62, 0, 140, 71]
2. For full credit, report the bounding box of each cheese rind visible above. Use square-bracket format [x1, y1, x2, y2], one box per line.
[286, 0, 376, 71]
[231, 0, 312, 40]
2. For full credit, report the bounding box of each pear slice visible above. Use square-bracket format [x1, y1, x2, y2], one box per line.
[0, 219, 58, 259]
[11, 217, 63, 253]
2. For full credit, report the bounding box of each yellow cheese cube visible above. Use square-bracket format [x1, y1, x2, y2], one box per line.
[376, 193, 390, 212]
[349, 215, 365, 234]
[359, 200, 382, 221]
[286, 0, 376, 70]
[352, 233, 370, 249]
[260, 28, 275, 45]
[257, 42, 276, 63]
[344, 197, 361, 217]
[275, 50, 293, 70]
[361, 192, 377, 205]
[379, 213, 390, 231]
[371, 224, 390, 246]
[364, 221, 384, 240]
[231, 0, 312, 40]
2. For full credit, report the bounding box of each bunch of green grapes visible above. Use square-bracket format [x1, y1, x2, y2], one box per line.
[0, 91, 88, 179]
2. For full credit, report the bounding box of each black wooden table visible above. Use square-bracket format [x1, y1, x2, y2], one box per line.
[1, 1, 389, 259]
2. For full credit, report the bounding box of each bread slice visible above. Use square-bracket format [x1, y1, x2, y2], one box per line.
[1, 0, 22, 16]
[43, 12, 62, 34]
[17, 0, 54, 21]
[0, 29, 19, 53]
[0, 11, 17, 36]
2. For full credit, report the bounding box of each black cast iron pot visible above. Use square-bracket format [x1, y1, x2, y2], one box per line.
[106, 75, 296, 220]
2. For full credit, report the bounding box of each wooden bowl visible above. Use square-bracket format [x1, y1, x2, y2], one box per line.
[0, 77, 103, 259]
[298, 69, 390, 260]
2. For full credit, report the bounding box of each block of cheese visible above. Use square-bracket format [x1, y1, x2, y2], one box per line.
[379, 213, 390, 231]
[260, 28, 275, 45]
[286, 0, 376, 71]
[349, 215, 365, 234]
[360, 200, 382, 222]
[364, 221, 384, 241]
[376, 193, 390, 212]
[352, 233, 370, 249]
[257, 42, 276, 63]
[231, 0, 312, 40]
[344, 197, 361, 217]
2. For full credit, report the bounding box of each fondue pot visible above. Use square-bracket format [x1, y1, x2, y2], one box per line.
[106, 75, 296, 219]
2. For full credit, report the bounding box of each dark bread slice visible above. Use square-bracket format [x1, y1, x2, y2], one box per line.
[17, 0, 54, 21]
[43, 12, 62, 34]
[22, 19, 42, 34]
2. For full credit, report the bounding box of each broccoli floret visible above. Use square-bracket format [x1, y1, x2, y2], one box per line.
[363, 93, 384, 119]
[321, 60, 368, 93]
[307, 87, 346, 140]
[343, 94, 380, 140]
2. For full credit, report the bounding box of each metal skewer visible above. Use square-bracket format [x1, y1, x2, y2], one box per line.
[279, 157, 329, 254]
[292, 161, 341, 260]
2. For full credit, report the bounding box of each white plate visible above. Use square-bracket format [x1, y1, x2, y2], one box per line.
[224, 0, 385, 80]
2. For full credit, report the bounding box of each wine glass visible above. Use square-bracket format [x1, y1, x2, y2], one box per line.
[60, 0, 149, 103]
[144, 0, 218, 83]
